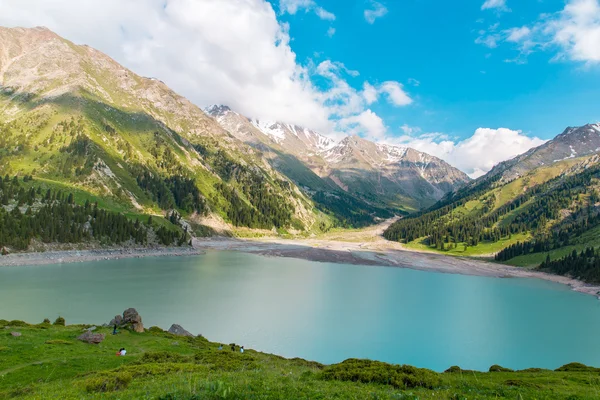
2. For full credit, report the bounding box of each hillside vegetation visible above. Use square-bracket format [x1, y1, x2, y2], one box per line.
[1, 320, 600, 399]
[0, 26, 395, 251]
[384, 155, 600, 283]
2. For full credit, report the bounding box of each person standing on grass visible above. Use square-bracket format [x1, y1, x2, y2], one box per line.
[112, 324, 117, 335]
[240, 346, 244, 354]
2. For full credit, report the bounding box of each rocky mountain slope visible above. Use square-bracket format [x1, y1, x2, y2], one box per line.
[485, 124, 600, 182]
[206, 105, 470, 211]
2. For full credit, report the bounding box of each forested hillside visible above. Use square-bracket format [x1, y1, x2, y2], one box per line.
[384, 152, 600, 283]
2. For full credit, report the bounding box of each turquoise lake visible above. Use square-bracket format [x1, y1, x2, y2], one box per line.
[1, 250, 599, 372]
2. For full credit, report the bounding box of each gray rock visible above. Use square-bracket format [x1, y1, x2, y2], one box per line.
[77, 331, 105, 344]
[123, 308, 144, 333]
[85, 326, 97, 332]
[10, 332, 21, 337]
[108, 309, 144, 333]
[168, 324, 193, 337]
[109, 315, 123, 326]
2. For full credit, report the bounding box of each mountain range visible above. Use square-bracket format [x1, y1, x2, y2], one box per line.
[205, 104, 470, 211]
[0, 26, 473, 236]
[1, 25, 600, 273]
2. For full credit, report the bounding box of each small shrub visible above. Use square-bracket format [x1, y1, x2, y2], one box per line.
[518, 368, 550, 373]
[8, 320, 28, 327]
[556, 363, 600, 372]
[45, 339, 74, 345]
[194, 350, 258, 372]
[139, 351, 190, 364]
[321, 359, 441, 389]
[489, 365, 514, 372]
[148, 326, 164, 333]
[53, 316, 65, 326]
[81, 371, 132, 393]
[42, 318, 51, 324]
[289, 357, 324, 370]
[0, 319, 8, 327]
[444, 366, 462, 373]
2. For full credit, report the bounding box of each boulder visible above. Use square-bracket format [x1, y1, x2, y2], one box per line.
[77, 331, 105, 344]
[109, 308, 143, 333]
[168, 324, 194, 337]
[10, 332, 21, 337]
[123, 308, 144, 333]
[109, 315, 123, 326]
[85, 326, 97, 332]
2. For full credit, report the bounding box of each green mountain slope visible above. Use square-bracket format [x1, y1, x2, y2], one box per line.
[384, 149, 600, 283]
[0, 26, 392, 250]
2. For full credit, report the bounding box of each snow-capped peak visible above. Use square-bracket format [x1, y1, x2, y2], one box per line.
[251, 119, 286, 143]
[376, 143, 409, 163]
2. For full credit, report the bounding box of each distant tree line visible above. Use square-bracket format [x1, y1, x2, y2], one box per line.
[538, 248, 600, 284]
[0, 175, 185, 251]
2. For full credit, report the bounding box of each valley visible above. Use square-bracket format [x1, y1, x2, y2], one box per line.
[2, 26, 600, 292]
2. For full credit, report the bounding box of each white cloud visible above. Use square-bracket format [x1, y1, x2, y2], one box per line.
[481, 0, 510, 12]
[315, 7, 336, 21]
[362, 82, 379, 104]
[364, 1, 388, 24]
[407, 78, 420, 86]
[548, 0, 600, 62]
[327, 27, 336, 37]
[359, 81, 412, 107]
[380, 81, 413, 106]
[506, 26, 531, 42]
[279, 0, 335, 20]
[339, 110, 387, 139]
[477, 0, 600, 64]
[388, 128, 546, 178]
[0, 0, 415, 138]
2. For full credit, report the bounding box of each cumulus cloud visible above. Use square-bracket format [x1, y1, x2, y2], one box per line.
[359, 81, 412, 106]
[548, 0, 600, 62]
[339, 110, 387, 139]
[481, 0, 510, 11]
[0, 0, 411, 138]
[364, 1, 388, 24]
[379, 81, 413, 106]
[388, 128, 546, 178]
[327, 27, 336, 37]
[279, 0, 335, 20]
[476, 0, 600, 64]
[362, 82, 379, 105]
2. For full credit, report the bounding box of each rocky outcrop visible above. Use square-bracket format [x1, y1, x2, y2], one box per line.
[10, 332, 21, 337]
[109, 308, 144, 333]
[168, 324, 193, 337]
[77, 331, 105, 344]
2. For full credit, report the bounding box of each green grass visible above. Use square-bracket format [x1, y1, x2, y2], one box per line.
[404, 232, 531, 256]
[1, 321, 600, 399]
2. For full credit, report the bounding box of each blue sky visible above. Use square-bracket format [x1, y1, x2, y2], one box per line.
[1, 0, 599, 176]
[275, 0, 600, 141]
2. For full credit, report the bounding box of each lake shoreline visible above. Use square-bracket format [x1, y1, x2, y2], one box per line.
[1, 237, 599, 298]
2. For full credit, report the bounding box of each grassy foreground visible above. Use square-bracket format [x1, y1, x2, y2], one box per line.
[1, 321, 600, 399]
